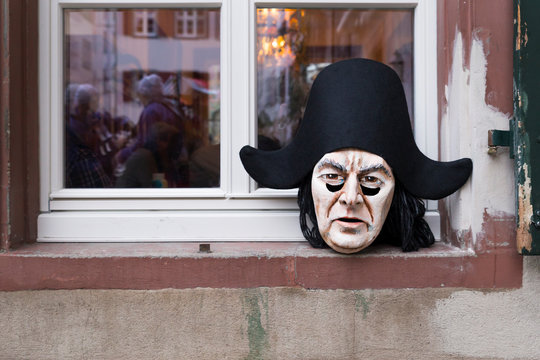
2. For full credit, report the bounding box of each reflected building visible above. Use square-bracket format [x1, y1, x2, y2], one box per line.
[64, 9, 221, 188]
[65, 9, 220, 142]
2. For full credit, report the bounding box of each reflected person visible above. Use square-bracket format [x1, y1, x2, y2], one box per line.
[116, 74, 186, 187]
[65, 84, 112, 188]
[116, 122, 180, 188]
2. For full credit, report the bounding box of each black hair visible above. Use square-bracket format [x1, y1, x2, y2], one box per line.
[297, 173, 435, 252]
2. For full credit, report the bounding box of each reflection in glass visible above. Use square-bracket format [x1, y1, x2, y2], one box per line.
[64, 9, 220, 188]
[256, 8, 413, 150]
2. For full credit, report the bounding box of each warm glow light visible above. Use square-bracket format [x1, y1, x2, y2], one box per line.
[257, 8, 297, 65]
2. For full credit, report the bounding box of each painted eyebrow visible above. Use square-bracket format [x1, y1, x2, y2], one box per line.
[358, 164, 392, 178]
[317, 159, 347, 172]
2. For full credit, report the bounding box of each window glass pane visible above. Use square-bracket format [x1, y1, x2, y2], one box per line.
[177, 20, 184, 35]
[197, 19, 205, 36]
[136, 19, 143, 33]
[147, 18, 155, 34]
[64, 8, 221, 188]
[256, 8, 413, 150]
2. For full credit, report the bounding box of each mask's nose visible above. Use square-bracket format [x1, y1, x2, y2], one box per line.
[338, 176, 363, 206]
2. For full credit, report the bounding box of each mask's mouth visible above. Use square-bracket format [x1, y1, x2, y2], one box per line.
[335, 217, 366, 228]
[337, 217, 362, 223]
[333, 217, 372, 233]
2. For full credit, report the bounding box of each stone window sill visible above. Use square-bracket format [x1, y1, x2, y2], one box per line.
[0, 241, 522, 290]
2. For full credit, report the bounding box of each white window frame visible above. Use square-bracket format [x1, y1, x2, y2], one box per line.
[38, 0, 439, 242]
[133, 10, 158, 37]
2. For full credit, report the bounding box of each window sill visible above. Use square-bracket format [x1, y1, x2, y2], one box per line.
[0, 241, 522, 290]
[37, 210, 441, 242]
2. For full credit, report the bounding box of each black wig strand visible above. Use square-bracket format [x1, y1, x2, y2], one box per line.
[297, 173, 327, 248]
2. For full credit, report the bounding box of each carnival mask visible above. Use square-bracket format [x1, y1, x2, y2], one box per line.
[240, 59, 472, 253]
[311, 148, 395, 253]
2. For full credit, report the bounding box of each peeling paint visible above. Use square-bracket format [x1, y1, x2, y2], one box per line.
[513, 1, 539, 254]
[475, 209, 515, 253]
[441, 29, 515, 248]
[523, 22, 529, 48]
[517, 143, 533, 252]
[516, 4, 521, 51]
[514, 5, 528, 50]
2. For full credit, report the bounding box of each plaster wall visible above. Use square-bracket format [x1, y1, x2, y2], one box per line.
[0, 257, 538, 359]
[441, 30, 515, 248]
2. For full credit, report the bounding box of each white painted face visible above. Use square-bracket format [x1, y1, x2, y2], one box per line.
[311, 148, 395, 254]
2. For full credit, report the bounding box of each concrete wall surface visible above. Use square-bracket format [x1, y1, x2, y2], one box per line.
[0, 256, 538, 360]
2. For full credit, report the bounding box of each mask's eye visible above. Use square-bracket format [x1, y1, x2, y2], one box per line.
[319, 173, 344, 185]
[361, 175, 382, 186]
[319, 174, 344, 192]
[360, 176, 383, 196]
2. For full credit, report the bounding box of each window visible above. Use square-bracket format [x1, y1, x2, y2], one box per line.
[38, 0, 437, 242]
[256, 8, 414, 150]
[175, 10, 209, 38]
[133, 10, 158, 37]
[63, 8, 220, 189]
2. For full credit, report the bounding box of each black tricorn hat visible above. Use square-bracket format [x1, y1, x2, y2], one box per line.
[240, 58, 472, 200]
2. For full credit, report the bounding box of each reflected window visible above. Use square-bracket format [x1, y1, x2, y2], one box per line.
[64, 8, 221, 188]
[256, 8, 414, 150]
[134, 10, 158, 37]
[175, 10, 208, 39]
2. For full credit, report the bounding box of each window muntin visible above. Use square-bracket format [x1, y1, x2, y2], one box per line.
[63, 8, 220, 188]
[256, 8, 413, 150]
[39, 0, 437, 241]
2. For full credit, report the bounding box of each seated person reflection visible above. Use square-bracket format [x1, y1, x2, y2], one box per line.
[116, 122, 180, 188]
[240, 59, 473, 254]
[188, 144, 220, 188]
[66, 84, 113, 188]
[116, 74, 186, 187]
